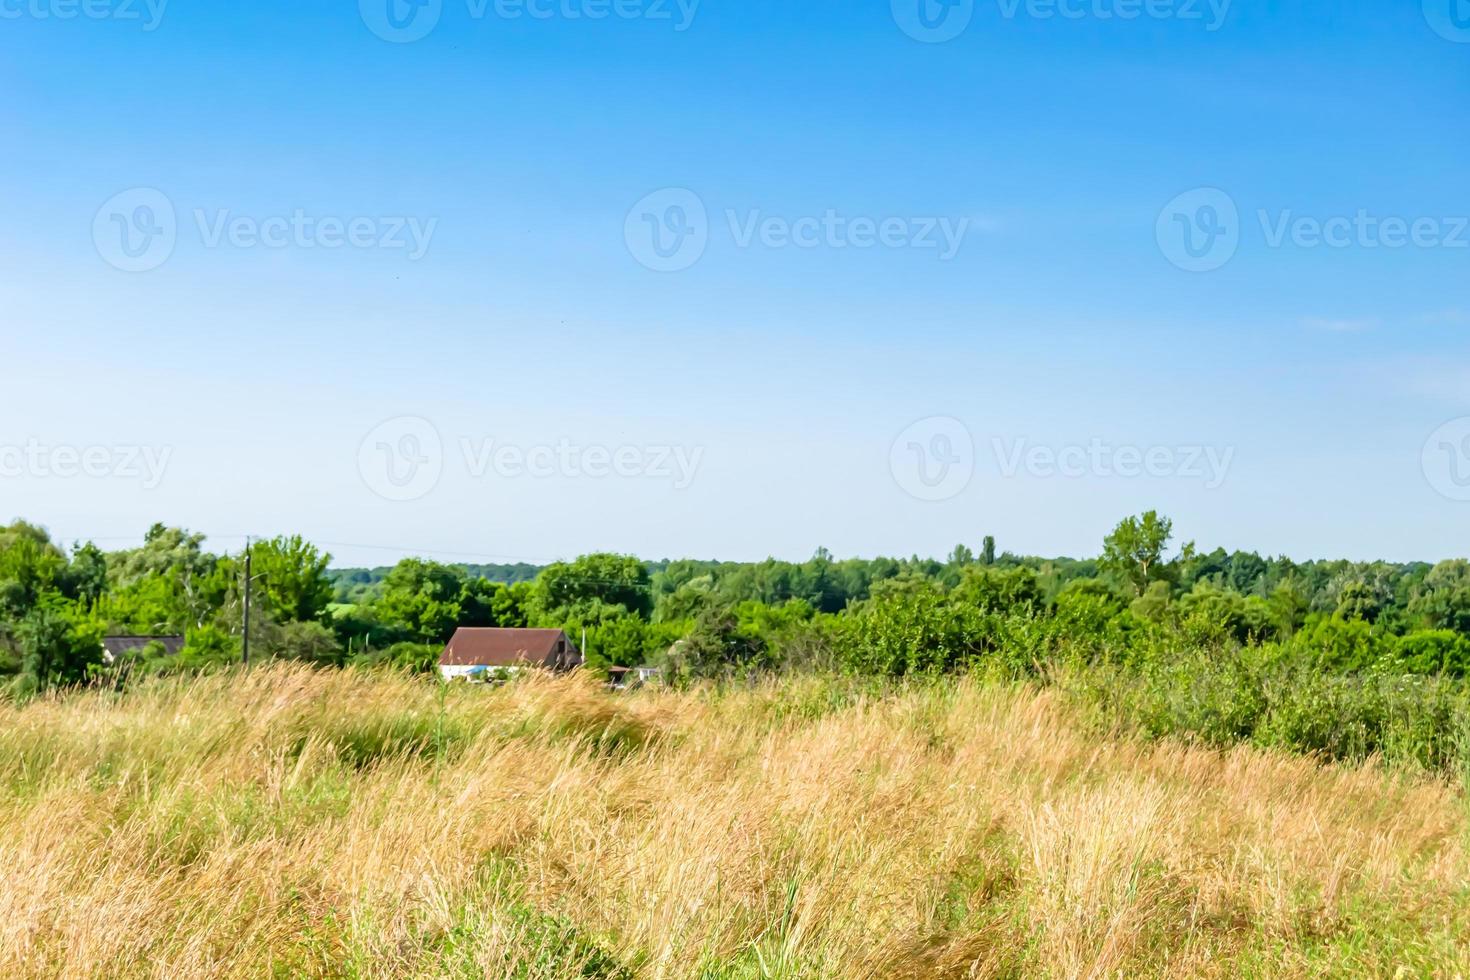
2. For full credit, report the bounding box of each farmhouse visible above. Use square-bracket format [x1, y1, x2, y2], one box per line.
[100, 635, 185, 665]
[438, 627, 583, 681]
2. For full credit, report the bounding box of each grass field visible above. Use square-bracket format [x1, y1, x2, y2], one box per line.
[2, 666, 1468, 978]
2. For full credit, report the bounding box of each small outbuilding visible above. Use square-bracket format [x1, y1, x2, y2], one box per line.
[438, 627, 582, 681]
[607, 665, 663, 689]
[100, 635, 185, 665]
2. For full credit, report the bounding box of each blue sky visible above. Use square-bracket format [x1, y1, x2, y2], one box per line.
[3, 0, 1468, 567]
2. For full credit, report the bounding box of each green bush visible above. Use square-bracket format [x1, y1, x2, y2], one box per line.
[1062, 644, 1470, 773]
[176, 624, 240, 671]
[847, 586, 1014, 676]
[1388, 630, 1470, 677]
[1291, 615, 1391, 673]
[274, 620, 344, 667]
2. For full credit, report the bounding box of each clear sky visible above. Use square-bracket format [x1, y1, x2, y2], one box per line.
[3, 0, 1468, 568]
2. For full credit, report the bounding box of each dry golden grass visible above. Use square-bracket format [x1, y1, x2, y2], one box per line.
[1, 665, 1467, 978]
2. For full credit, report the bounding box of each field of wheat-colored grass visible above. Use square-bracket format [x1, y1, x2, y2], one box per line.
[1, 664, 1467, 978]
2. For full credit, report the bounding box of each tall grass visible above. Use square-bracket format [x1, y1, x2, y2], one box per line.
[1, 665, 1467, 977]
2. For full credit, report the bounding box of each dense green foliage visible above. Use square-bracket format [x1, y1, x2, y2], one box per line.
[6, 513, 1470, 771]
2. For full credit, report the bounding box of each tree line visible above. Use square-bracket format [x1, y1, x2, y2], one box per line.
[3, 513, 1469, 699]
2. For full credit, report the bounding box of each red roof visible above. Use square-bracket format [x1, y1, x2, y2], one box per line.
[439, 628, 581, 670]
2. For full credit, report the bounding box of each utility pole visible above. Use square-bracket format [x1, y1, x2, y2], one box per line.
[242, 536, 252, 667]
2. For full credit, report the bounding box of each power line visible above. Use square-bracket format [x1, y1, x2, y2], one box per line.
[242, 536, 252, 668]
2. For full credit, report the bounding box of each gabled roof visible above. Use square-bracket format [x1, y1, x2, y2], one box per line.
[439, 628, 582, 670]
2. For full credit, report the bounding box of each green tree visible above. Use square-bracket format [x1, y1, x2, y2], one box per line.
[13, 593, 103, 694]
[457, 577, 503, 628]
[582, 615, 657, 674]
[176, 623, 239, 670]
[1334, 581, 1382, 624]
[373, 559, 466, 644]
[491, 581, 532, 628]
[1294, 615, 1389, 673]
[848, 584, 1002, 676]
[1408, 560, 1470, 634]
[1266, 581, 1310, 636]
[61, 542, 108, 607]
[0, 522, 67, 617]
[655, 576, 717, 623]
[1177, 581, 1254, 643]
[1101, 511, 1175, 596]
[1129, 580, 1173, 624]
[531, 554, 653, 624]
[101, 525, 223, 630]
[662, 606, 767, 681]
[1390, 630, 1470, 677]
[247, 535, 334, 624]
[953, 565, 1042, 614]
